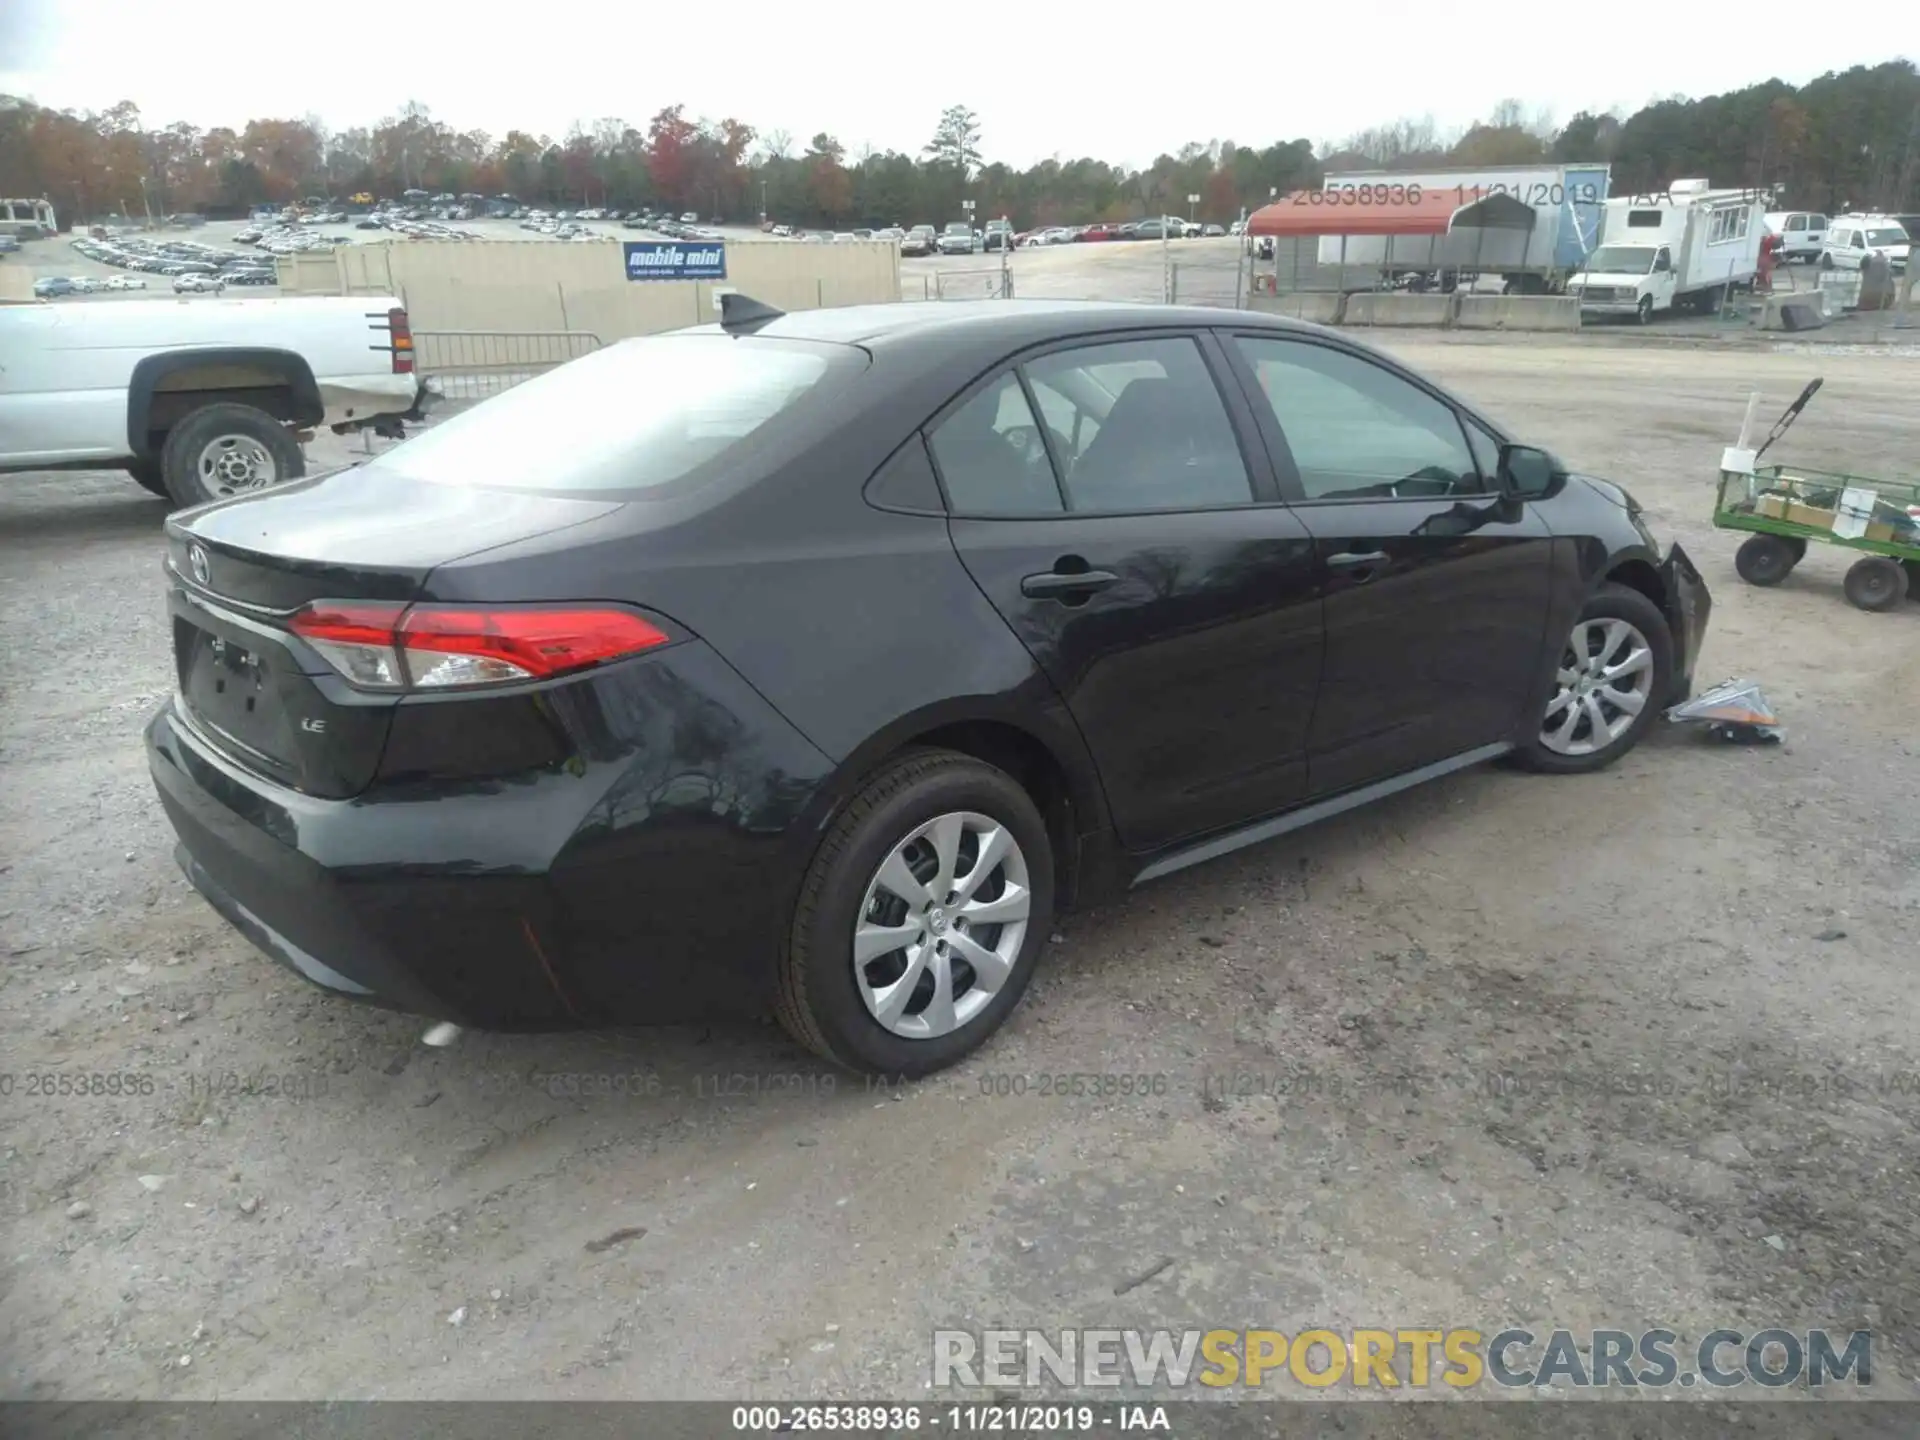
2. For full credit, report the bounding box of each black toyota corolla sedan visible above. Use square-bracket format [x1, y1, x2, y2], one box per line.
[148, 298, 1709, 1075]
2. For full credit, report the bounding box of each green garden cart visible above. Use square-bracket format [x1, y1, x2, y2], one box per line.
[1713, 378, 1920, 611]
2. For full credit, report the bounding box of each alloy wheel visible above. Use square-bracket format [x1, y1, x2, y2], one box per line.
[1540, 617, 1655, 757]
[197, 435, 277, 496]
[853, 811, 1031, 1040]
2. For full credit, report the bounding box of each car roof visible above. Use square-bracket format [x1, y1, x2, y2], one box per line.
[682, 299, 1312, 350]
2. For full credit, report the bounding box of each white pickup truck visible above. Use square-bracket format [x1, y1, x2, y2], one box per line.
[0, 294, 432, 505]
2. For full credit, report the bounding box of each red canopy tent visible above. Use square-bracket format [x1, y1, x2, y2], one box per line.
[1242, 188, 1542, 292]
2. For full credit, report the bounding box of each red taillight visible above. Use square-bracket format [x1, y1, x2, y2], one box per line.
[290, 602, 670, 691]
[389, 306, 413, 375]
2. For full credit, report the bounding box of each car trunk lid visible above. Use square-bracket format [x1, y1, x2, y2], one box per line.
[164, 465, 623, 798]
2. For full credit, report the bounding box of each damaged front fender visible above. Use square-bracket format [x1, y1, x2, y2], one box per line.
[1659, 542, 1712, 706]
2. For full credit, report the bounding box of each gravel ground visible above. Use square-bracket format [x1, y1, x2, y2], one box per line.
[0, 335, 1917, 1405]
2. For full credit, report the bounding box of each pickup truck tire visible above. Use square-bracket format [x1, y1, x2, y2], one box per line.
[160, 404, 305, 508]
[126, 459, 170, 498]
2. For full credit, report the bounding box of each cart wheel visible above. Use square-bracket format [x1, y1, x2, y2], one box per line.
[1784, 537, 1808, 561]
[1842, 556, 1909, 612]
[1734, 534, 1800, 586]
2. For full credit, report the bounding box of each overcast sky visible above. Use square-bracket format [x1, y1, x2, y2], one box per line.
[1, 0, 1907, 168]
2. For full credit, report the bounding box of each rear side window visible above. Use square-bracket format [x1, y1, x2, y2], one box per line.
[376, 335, 843, 493]
[926, 373, 1065, 515]
[1022, 337, 1252, 512]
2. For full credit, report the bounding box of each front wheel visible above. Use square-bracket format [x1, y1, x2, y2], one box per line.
[776, 750, 1055, 1077]
[1636, 295, 1654, 324]
[1511, 583, 1674, 775]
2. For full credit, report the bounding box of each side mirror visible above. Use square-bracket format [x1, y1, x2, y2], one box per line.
[1497, 443, 1565, 501]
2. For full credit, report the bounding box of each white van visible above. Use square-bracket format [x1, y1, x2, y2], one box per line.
[1819, 215, 1910, 272]
[1763, 211, 1827, 263]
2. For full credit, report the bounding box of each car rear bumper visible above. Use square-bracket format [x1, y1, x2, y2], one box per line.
[146, 640, 838, 1030]
[1660, 542, 1711, 704]
[149, 703, 580, 1027]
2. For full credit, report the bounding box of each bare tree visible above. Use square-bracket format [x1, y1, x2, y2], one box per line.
[1488, 97, 1528, 130]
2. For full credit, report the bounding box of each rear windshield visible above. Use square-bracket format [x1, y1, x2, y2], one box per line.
[377, 335, 850, 493]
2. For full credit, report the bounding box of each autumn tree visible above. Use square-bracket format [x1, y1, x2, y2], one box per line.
[806, 133, 852, 221]
[646, 104, 699, 207]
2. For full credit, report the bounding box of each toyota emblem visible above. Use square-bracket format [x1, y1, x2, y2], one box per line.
[189, 543, 211, 587]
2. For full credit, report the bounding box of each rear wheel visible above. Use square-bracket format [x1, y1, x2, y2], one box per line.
[160, 403, 305, 508]
[776, 749, 1055, 1077]
[1735, 533, 1801, 586]
[1511, 583, 1674, 775]
[1843, 556, 1909, 612]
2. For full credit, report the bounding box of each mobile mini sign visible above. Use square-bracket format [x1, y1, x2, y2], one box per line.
[624, 241, 727, 282]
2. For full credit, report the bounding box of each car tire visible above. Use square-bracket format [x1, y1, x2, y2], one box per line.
[126, 457, 171, 499]
[1734, 533, 1800, 586]
[1510, 583, 1675, 775]
[1636, 295, 1654, 324]
[776, 748, 1055, 1077]
[1842, 555, 1908, 612]
[160, 403, 305, 508]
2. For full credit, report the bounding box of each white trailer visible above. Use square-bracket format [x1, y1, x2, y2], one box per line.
[1568, 181, 1768, 322]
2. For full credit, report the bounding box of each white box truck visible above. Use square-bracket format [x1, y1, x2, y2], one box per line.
[1568, 181, 1767, 322]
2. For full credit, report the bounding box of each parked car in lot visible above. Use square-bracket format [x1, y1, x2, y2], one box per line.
[1818, 215, 1910, 272]
[173, 274, 224, 293]
[31, 276, 75, 297]
[147, 298, 1710, 1077]
[1763, 211, 1828, 263]
[1080, 223, 1120, 242]
[105, 274, 149, 290]
[901, 225, 937, 256]
[937, 221, 977, 255]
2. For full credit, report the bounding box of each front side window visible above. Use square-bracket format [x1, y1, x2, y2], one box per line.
[1234, 337, 1481, 501]
[1021, 337, 1252, 512]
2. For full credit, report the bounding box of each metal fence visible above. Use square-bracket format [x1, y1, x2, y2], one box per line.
[908, 267, 1015, 301]
[412, 330, 604, 403]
